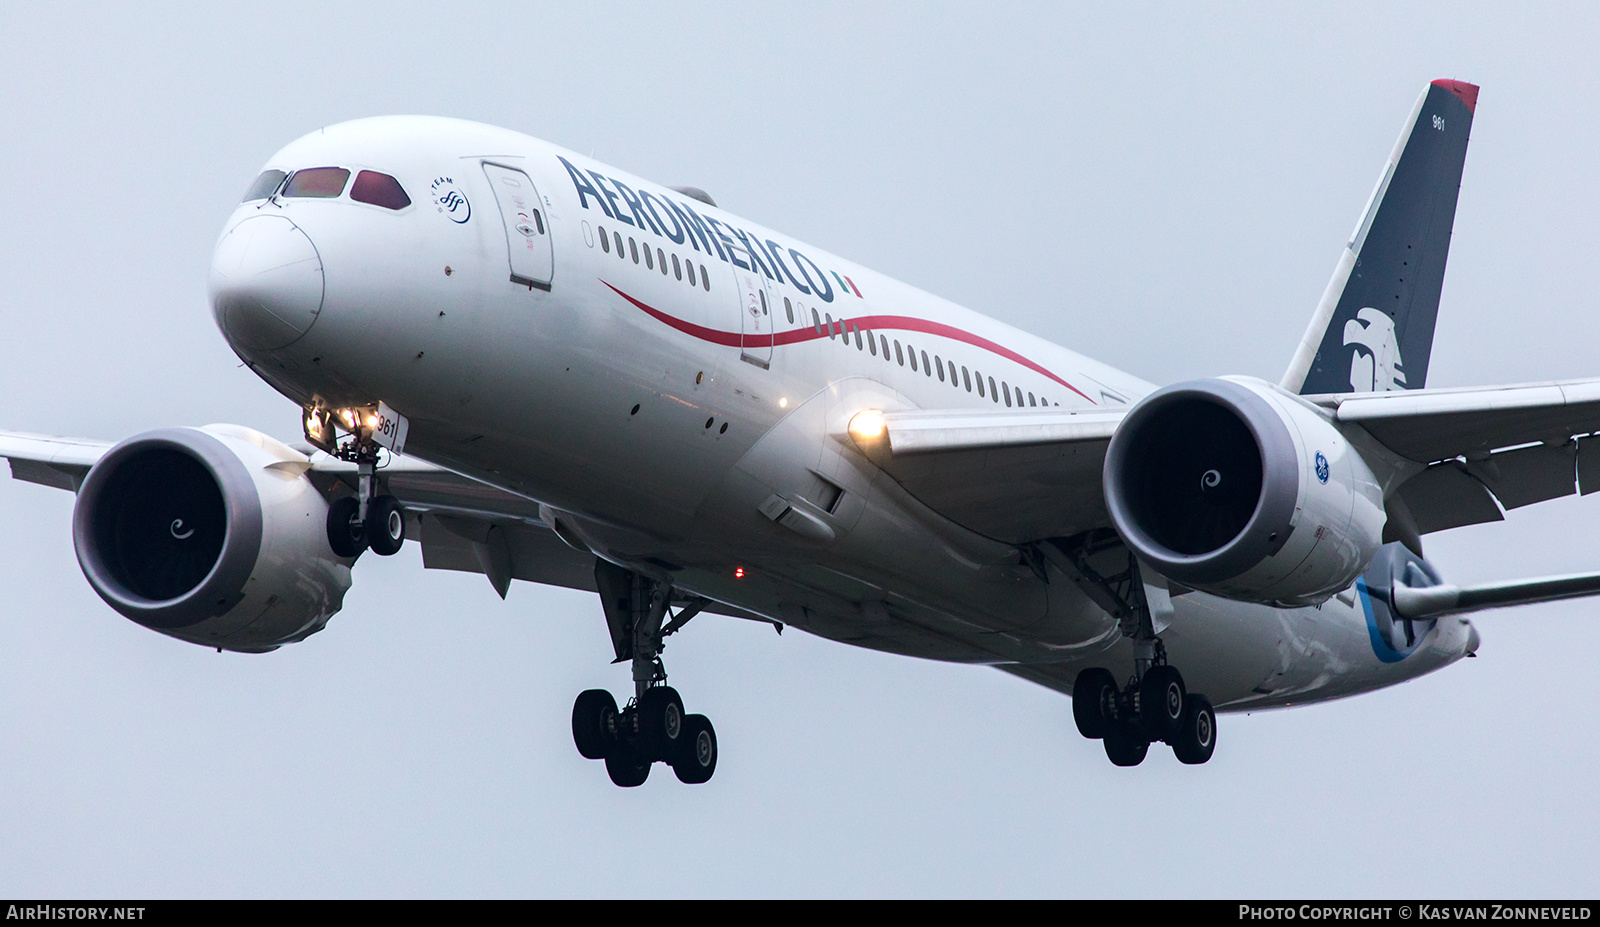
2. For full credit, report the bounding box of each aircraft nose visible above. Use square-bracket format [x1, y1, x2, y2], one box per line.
[209, 215, 325, 351]
[1463, 619, 1480, 656]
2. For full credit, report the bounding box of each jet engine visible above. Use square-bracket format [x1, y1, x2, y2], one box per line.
[1102, 377, 1385, 606]
[72, 425, 353, 652]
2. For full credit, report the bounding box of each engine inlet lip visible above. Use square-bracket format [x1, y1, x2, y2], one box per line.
[73, 428, 264, 629]
[1103, 379, 1299, 586]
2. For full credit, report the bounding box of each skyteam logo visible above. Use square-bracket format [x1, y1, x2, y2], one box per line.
[1314, 451, 1330, 484]
[431, 177, 471, 223]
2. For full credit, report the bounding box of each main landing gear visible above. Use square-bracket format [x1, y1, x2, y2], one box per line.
[1071, 648, 1216, 766]
[308, 406, 406, 559]
[573, 561, 717, 786]
[1044, 533, 1217, 767]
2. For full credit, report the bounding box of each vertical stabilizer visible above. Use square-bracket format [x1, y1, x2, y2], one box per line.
[1282, 80, 1478, 395]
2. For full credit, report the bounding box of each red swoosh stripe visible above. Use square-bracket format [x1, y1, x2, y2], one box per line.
[603, 280, 1092, 403]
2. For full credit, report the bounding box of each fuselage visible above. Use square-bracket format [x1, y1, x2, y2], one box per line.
[209, 116, 1477, 710]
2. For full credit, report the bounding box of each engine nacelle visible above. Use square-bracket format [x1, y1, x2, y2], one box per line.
[72, 425, 353, 652]
[1103, 377, 1385, 606]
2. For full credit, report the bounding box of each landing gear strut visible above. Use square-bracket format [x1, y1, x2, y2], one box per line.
[572, 561, 717, 786]
[308, 405, 406, 559]
[1045, 532, 1217, 766]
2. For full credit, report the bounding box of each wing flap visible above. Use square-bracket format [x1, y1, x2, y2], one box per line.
[1326, 378, 1600, 461]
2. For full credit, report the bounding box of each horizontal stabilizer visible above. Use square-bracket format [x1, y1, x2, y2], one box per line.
[1392, 570, 1600, 620]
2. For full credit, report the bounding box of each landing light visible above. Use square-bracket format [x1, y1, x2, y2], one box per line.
[849, 409, 887, 441]
[735, 567, 746, 579]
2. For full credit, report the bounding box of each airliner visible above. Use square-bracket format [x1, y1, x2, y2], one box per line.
[7, 79, 1598, 783]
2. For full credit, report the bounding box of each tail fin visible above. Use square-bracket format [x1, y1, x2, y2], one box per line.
[1281, 80, 1478, 395]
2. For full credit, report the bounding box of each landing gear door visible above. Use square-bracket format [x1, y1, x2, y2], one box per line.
[482, 162, 554, 291]
[725, 238, 773, 368]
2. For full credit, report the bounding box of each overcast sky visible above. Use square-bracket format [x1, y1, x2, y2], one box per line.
[2, 3, 1597, 898]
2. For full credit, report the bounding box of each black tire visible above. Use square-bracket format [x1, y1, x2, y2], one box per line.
[1139, 665, 1186, 743]
[326, 496, 366, 558]
[672, 714, 717, 784]
[604, 743, 651, 787]
[1172, 694, 1217, 765]
[367, 494, 406, 556]
[1072, 667, 1118, 739]
[571, 689, 618, 760]
[1103, 727, 1149, 767]
[636, 686, 686, 762]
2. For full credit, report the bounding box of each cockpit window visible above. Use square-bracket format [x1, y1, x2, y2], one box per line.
[282, 167, 351, 198]
[242, 170, 287, 202]
[350, 170, 411, 210]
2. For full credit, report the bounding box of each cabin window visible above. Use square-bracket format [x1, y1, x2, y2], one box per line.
[867, 331, 877, 356]
[934, 355, 945, 382]
[1028, 392, 1037, 407]
[989, 377, 999, 402]
[686, 261, 696, 286]
[908, 345, 917, 372]
[629, 238, 639, 264]
[921, 351, 931, 376]
[812, 309, 822, 333]
[673, 254, 682, 280]
[759, 290, 769, 316]
[1015, 386, 1025, 406]
[283, 167, 350, 198]
[976, 372, 985, 397]
[894, 340, 904, 366]
[614, 231, 624, 256]
[1002, 381, 1012, 407]
[784, 297, 794, 324]
[824, 313, 834, 338]
[599, 225, 610, 253]
[657, 248, 667, 275]
[242, 170, 286, 202]
[701, 265, 710, 290]
[855, 327, 864, 350]
[644, 245, 654, 270]
[961, 366, 972, 391]
[879, 335, 889, 358]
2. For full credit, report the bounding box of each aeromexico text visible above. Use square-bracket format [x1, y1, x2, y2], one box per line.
[559, 156, 848, 303]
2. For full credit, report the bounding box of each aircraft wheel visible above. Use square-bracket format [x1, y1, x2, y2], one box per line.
[572, 689, 619, 760]
[637, 686, 686, 761]
[1171, 694, 1217, 765]
[672, 714, 717, 784]
[1139, 665, 1186, 742]
[604, 743, 651, 787]
[367, 494, 406, 556]
[326, 496, 366, 558]
[1103, 728, 1149, 767]
[1072, 668, 1118, 739]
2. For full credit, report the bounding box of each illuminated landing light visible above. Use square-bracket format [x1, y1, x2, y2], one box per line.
[849, 409, 887, 441]
[734, 567, 746, 579]
[779, 397, 788, 409]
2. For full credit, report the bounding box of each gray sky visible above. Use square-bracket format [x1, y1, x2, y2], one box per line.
[1, 2, 1597, 898]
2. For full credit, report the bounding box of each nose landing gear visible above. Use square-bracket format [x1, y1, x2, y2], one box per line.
[309, 405, 406, 559]
[572, 560, 718, 786]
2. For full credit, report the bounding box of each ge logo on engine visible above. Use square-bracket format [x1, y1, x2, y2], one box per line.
[1315, 452, 1330, 484]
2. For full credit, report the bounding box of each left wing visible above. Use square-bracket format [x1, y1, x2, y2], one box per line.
[849, 407, 1125, 543]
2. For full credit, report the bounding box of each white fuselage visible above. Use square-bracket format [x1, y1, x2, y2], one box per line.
[213, 116, 1476, 711]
